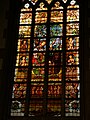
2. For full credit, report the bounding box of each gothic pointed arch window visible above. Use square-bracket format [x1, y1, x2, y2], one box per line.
[10, 0, 81, 119]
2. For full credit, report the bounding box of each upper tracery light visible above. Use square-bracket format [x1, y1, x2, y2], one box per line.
[24, 3, 30, 8]
[70, 0, 76, 5]
[29, 0, 38, 5]
[62, 0, 67, 3]
[45, 0, 52, 4]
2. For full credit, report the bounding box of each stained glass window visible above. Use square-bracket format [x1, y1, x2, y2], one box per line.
[11, 0, 80, 118]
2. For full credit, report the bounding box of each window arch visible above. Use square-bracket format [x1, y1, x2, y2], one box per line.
[10, 0, 80, 118]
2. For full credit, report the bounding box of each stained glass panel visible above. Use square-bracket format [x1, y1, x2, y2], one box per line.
[47, 100, 61, 115]
[70, 0, 76, 6]
[67, 10, 79, 22]
[66, 37, 79, 50]
[12, 83, 27, 98]
[14, 68, 28, 80]
[51, 11, 63, 22]
[16, 53, 29, 66]
[17, 39, 30, 52]
[33, 38, 46, 51]
[51, 2, 63, 10]
[67, 0, 79, 8]
[32, 52, 45, 66]
[30, 83, 44, 98]
[66, 67, 80, 81]
[50, 24, 63, 36]
[29, 100, 43, 116]
[45, 0, 52, 4]
[65, 100, 80, 116]
[48, 52, 62, 66]
[34, 25, 47, 37]
[35, 12, 47, 23]
[66, 23, 79, 35]
[11, 100, 25, 116]
[30, 0, 38, 4]
[31, 67, 45, 82]
[24, 3, 30, 8]
[62, 0, 67, 3]
[36, 2, 47, 11]
[19, 26, 31, 38]
[48, 67, 62, 81]
[20, 13, 32, 24]
[48, 83, 62, 98]
[66, 51, 79, 65]
[49, 37, 62, 51]
[65, 83, 80, 98]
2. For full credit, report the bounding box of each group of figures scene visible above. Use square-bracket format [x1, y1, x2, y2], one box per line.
[17, 37, 79, 52]
[12, 82, 80, 99]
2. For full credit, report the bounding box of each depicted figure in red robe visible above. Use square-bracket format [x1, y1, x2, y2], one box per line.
[20, 40, 28, 52]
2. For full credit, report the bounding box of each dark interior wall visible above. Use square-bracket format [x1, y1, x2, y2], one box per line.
[0, 0, 89, 120]
[0, 0, 10, 120]
[0, 0, 9, 66]
[85, 1, 90, 120]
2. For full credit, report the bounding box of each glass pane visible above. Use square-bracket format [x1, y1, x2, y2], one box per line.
[66, 51, 79, 65]
[36, 2, 47, 11]
[62, 0, 67, 3]
[14, 68, 28, 81]
[34, 25, 47, 37]
[66, 67, 80, 81]
[50, 24, 63, 36]
[48, 67, 62, 82]
[19, 26, 31, 38]
[31, 67, 45, 82]
[35, 12, 47, 23]
[65, 100, 80, 116]
[33, 38, 46, 51]
[50, 11, 63, 22]
[66, 37, 79, 50]
[29, 100, 43, 116]
[32, 52, 45, 66]
[48, 52, 62, 66]
[17, 39, 30, 52]
[46, 0, 52, 4]
[67, 0, 79, 9]
[11, 100, 25, 116]
[12, 84, 27, 98]
[67, 9, 79, 22]
[48, 52, 62, 81]
[16, 53, 29, 66]
[47, 100, 61, 116]
[48, 83, 62, 98]
[66, 23, 79, 35]
[30, 83, 44, 98]
[51, 2, 63, 10]
[20, 13, 32, 24]
[31, 0, 38, 4]
[49, 37, 62, 51]
[65, 83, 80, 98]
